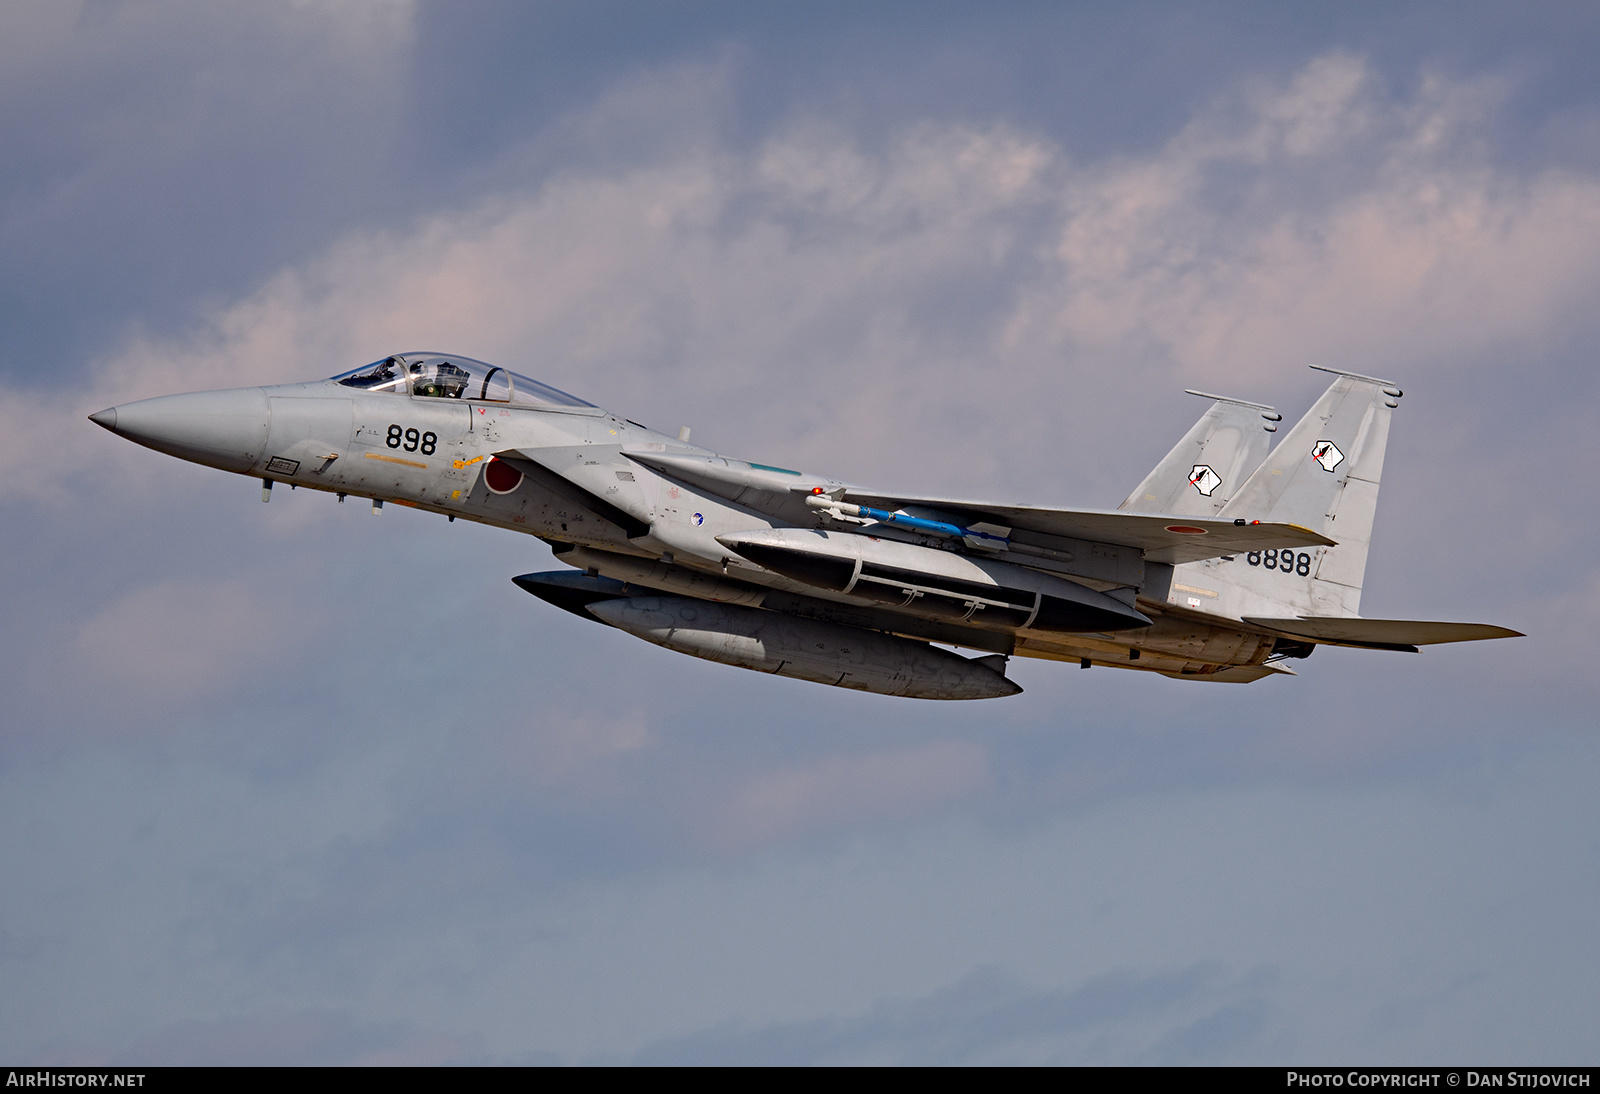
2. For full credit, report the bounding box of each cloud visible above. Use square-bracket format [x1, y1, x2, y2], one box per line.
[454, 707, 655, 801]
[72, 578, 308, 710]
[713, 740, 990, 849]
[286, 0, 416, 53]
[5, 704, 1597, 1062]
[626, 962, 1272, 1065]
[0, 1, 415, 87]
[1010, 54, 1600, 381]
[97, 1007, 483, 1067]
[7, 51, 1599, 505]
[0, 0, 422, 396]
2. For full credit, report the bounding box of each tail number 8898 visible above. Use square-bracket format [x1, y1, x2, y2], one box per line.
[1247, 549, 1312, 576]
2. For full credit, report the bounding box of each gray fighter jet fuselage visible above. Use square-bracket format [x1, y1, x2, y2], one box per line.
[90, 353, 1520, 699]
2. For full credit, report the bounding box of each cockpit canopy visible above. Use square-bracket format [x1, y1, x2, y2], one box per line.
[331, 354, 595, 409]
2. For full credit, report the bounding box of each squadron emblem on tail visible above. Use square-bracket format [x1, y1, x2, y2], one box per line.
[1189, 464, 1222, 496]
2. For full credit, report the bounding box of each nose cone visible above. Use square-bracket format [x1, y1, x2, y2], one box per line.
[91, 388, 270, 473]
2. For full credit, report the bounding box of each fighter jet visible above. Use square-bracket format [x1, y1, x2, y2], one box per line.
[89, 356, 1520, 699]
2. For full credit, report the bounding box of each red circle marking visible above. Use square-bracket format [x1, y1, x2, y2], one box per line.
[1164, 525, 1208, 535]
[484, 457, 523, 494]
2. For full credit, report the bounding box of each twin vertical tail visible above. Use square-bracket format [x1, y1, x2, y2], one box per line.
[1119, 391, 1283, 517]
[1192, 367, 1401, 620]
[1125, 367, 1403, 622]
[1139, 370, 1522, 652]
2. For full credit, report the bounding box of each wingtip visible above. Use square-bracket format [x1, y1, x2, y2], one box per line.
[1283, 522, 1338, 546]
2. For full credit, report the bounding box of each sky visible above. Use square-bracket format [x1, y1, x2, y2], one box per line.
[1, 0, 1598, 1065]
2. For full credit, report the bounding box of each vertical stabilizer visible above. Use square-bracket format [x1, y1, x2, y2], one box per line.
[1120, 392, 1281, 516]
[1168, 368, 1403, 621]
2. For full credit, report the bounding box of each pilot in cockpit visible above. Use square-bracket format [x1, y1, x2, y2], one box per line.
[332, 354, 596, 409]
[411, 359, 471, 399]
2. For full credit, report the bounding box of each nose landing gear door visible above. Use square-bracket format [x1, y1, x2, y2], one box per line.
[265, 396, 354, 484]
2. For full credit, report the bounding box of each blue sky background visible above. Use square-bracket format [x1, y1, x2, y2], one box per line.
[1, 0, 1597, 1064]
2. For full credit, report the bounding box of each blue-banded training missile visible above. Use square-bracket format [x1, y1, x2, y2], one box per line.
[803, 492, 1011, 549]
[585, 595, 1022, 699]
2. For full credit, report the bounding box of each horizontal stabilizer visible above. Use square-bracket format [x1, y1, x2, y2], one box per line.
[840, 491, 1334, 564]
[1243, 616, 1523, 651]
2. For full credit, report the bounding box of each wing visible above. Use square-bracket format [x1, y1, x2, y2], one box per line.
[574, 447, 1331, 565]
[840, 490, 1334, 565]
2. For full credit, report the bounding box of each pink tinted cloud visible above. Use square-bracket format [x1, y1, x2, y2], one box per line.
[713, 740, 991, 850]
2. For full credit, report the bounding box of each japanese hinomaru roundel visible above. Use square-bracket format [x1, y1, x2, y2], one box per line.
[91, 359, 1521, 699]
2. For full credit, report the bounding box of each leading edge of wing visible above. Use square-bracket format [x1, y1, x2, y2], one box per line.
[840, 491, 1334, 564]
[1242, 616, 1525, 650]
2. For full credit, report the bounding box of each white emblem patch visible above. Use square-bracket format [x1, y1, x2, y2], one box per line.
[1188, 464, 1222, 496]
[1312, 440, 1345, 472]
